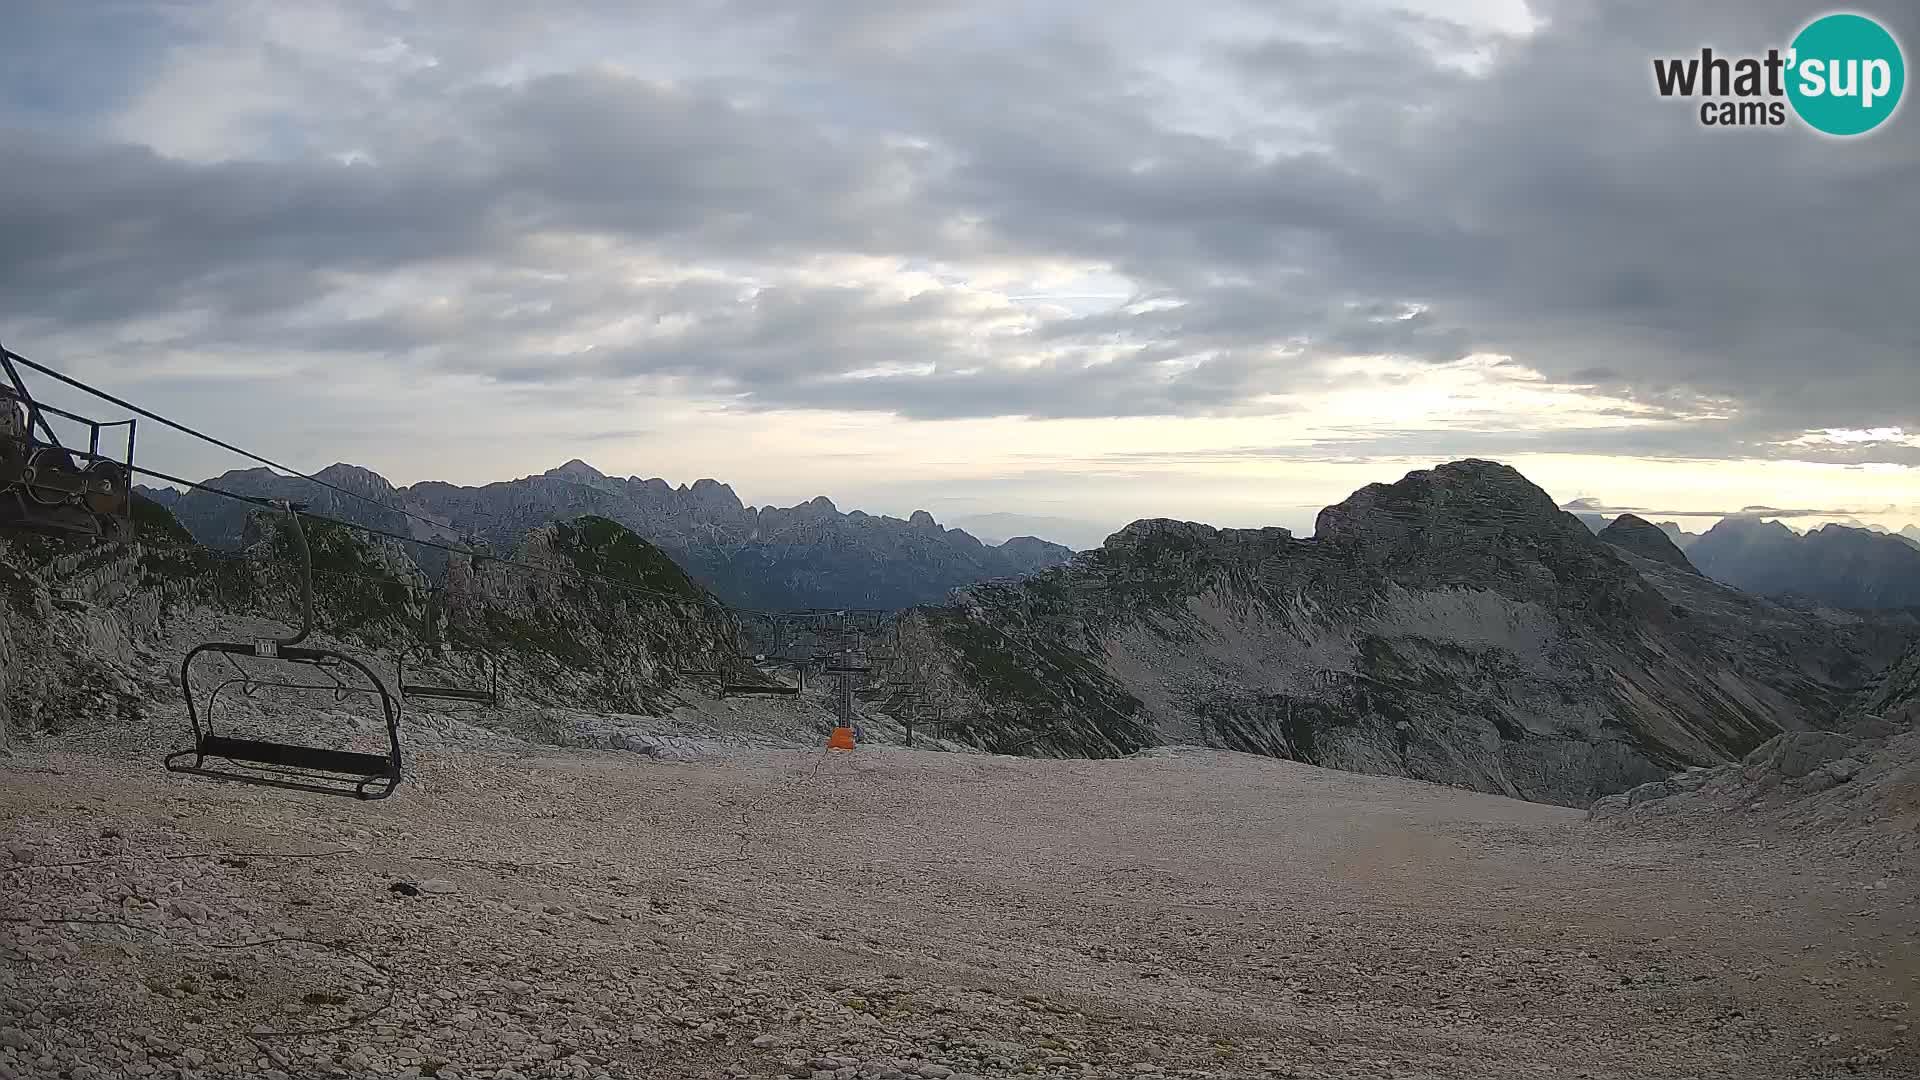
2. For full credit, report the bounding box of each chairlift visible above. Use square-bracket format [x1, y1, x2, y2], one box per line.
[166, 502, 404, 800]
[721, 682, 801, 697]
[397, 648, 500, 707]
[0, 344, 135, 542]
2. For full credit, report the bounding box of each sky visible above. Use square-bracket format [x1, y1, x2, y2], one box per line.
[2, 0, 1917, 547]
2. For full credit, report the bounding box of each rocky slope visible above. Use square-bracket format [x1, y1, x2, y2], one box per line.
[1589, 634, 1920, 856]
[142, 460, 1073, 610]
[886, 460, 1917, 807]
[1688, 517, 1920, 609]
[0, 495, 221, 753]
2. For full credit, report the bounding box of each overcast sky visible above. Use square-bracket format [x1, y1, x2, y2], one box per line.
[3, 0, 1916, 544]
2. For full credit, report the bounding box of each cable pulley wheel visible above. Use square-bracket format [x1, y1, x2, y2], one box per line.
[22, 447, 82, 506]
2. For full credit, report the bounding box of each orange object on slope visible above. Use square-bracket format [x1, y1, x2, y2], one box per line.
[826, 725, 856, 751]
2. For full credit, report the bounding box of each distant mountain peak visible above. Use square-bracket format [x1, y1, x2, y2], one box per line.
[1600, 513, 1699, 574]
[1317, 459, 1582, 549]
[315, 462, 394, 487]
[545, 458, 607, 481]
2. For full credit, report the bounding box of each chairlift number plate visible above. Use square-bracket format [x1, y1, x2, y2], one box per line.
[253, 640, 279, 658]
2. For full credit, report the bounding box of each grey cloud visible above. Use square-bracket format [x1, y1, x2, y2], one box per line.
[0, 0, 1916, 460]
[1084, 420, 1920, 469]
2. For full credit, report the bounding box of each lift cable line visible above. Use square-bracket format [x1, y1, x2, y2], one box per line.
[3, 344, 486, 547]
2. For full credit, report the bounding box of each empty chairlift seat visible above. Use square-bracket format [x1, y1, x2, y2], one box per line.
[397, 651, 500, 707]
[168, 640, 403, 800]
[164, 502, 405, 801]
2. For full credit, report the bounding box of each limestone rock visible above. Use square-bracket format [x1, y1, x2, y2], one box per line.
[1626, 781, 1674, 806]
[1745, 731, 1860, 780]
[1587, 794, 1632, 821]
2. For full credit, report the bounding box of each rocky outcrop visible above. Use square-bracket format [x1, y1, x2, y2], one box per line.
[889, 460, 1917, 807]
[1600, 514, 1699, 574]
[1856, 639, 1920, 730]
[144, 459, 1074, 610]
[0, 496, 224, 748]
[1587, 676, 1916, 827]
[1, 499, 741, 748]
[1583, 621, 1920, 842]
[435, 516, 737, 712]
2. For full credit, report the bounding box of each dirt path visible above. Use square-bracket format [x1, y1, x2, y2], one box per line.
[3, 743, 1915, 1080]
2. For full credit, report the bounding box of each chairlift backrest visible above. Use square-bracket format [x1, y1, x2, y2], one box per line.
[165, 502, 404, 800]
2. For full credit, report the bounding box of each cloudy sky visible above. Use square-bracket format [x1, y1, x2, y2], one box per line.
[3, 0, 1916, 545]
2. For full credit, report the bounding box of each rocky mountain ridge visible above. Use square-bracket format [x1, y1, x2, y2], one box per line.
[886, 460, 1917, 807]
[140, 460, 1073, 611]
[1687, 516, 1920, 609]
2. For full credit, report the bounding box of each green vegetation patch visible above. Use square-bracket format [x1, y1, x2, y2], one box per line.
[549, 516, 707, 601]
[263, 516, 417, 636]
[481, 605, 598, 669]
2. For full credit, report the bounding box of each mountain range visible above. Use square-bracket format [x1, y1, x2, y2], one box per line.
[20, 456, 1916, 811]
[1685, 517, 1920, 610]
[887, 460, 1915, 806]
[137, 461, 1074, 611]
[1565, 507, 1920, 610]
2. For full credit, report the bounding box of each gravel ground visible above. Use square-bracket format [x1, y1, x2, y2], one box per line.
[3, 738, 1917, 1080]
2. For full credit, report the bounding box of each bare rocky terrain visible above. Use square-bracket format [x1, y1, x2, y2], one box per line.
[5, 724, 1918, 1080]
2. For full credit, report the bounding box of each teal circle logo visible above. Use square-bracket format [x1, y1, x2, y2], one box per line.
[1787, 13, 1905, 136]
